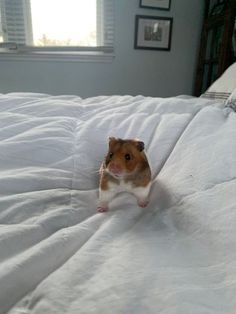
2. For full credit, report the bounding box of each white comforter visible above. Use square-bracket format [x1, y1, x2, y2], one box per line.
[0, 93, 235, 314]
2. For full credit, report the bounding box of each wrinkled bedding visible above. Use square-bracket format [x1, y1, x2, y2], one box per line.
[0, 93, 235, 314]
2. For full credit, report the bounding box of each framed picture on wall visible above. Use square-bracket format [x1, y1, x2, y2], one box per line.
[140, 0, 171, 11]
[134, 15, 173, 51]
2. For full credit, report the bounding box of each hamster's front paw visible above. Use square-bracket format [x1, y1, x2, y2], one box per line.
[137, 199, 149, 208]
[97, 206, 109, 213]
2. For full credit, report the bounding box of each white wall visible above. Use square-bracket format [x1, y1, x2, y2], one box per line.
[0, 0, 204, 98]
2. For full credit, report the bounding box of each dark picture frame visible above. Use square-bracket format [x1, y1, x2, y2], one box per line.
[134, 15, 173, 51]
[140, 0, 171, 11]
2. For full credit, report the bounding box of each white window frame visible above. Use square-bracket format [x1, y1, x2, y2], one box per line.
[0, 0, 114, 63]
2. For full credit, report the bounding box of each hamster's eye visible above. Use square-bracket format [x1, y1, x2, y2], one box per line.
[109, 153, 113, 159]
[125, 154, 131, 161]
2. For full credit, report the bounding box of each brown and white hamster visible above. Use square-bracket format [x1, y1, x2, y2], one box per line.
[97, 137, 152, 213]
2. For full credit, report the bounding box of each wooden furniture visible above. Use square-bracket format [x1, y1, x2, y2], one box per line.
[194, 0, 236, 96]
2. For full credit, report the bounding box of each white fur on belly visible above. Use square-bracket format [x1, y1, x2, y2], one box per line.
[107, 180, 151, 199]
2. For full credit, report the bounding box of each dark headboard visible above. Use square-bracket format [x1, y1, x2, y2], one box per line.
[194, 0, 236, 96]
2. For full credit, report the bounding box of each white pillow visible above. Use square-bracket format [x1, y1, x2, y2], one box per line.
[201, 62, 236, 102]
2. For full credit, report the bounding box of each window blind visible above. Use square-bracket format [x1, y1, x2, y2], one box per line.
[0, 0, 33, 45]
[97, 0, 114, 50]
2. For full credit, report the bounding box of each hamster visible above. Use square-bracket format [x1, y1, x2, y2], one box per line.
[97, 137, 152, 213]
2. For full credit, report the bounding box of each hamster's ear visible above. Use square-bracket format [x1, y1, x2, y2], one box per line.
[108, 137, 117, 148]
[136, 141, 145, 152]
[109, 137, 116, 143]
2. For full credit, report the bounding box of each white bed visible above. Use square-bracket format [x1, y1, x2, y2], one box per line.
[0, 92, 235, 314]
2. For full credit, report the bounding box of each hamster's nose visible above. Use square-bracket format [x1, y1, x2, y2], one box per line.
[109, 163, 122, 174]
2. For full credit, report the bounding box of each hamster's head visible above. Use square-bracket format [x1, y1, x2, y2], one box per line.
[104, 137, 147, 179]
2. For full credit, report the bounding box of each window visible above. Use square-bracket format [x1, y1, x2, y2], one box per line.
[0, 0, 114, 61]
